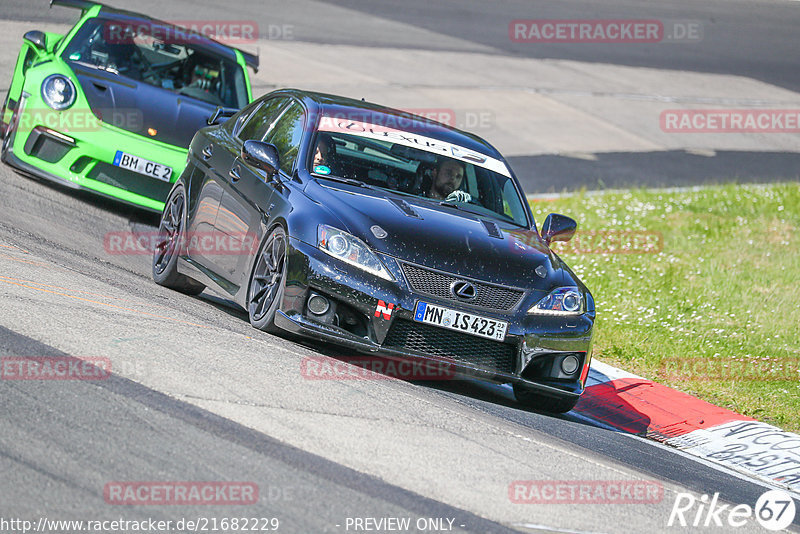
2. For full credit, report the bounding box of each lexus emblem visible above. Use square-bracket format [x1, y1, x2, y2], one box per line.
[370, 225, 388, 239]
[451, 281, 477, 300]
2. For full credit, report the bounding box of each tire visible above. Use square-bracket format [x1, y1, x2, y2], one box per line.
[1, 108, 16, 164]
[152, 184, 205, 295]
[513, 383, 579, 414]
[1, 85, 10, 139]
[247, 225, 287, 334]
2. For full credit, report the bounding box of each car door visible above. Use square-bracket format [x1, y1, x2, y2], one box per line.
[212, 96, 292, 285]
[251, 99, 308, 267]
[183, 99, 264, 273]
[183, 128, 234, 272]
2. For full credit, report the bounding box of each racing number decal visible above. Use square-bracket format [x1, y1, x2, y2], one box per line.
[374, 300, 395, 320]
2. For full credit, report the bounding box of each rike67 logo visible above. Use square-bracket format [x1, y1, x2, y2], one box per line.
[668, 489, 796, 530]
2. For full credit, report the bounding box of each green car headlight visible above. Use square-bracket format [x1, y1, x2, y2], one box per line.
[41, 74, 76, 111]
[318, 225, 393, 281]
[529, 286, 584, 315]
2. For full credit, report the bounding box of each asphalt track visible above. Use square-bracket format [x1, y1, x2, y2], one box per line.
[1, 1, 799, 533]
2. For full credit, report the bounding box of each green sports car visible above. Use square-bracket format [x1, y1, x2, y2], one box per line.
[1, 0, 257, 212]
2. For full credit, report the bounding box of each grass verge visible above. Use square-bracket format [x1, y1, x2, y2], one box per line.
[529, 183, 800, 432]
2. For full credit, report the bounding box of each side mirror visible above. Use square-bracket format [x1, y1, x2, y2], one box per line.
[540, 213, 577, 246]
[207, 106, 239, 126]
[24, 30, 47, 51]
[242, 140, 280, 178]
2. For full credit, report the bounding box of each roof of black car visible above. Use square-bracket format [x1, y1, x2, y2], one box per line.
[295, 90, 504, 159]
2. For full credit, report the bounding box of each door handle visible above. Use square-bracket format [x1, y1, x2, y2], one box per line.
[229, 165, 241, 182]
[202, 144, 213, 160]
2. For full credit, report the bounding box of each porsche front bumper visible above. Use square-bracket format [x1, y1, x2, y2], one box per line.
[4, 93, 186, 212]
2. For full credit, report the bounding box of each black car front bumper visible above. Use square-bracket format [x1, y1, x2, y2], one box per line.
[276, 237, 594, 400]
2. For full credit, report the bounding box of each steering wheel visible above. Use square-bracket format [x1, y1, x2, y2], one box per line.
[141, 59, 179, 84]
[444, 190, 473, 203]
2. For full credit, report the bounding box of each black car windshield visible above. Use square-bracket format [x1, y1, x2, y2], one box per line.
[62, 17, 248, 108]
[309, 116, 529, 226]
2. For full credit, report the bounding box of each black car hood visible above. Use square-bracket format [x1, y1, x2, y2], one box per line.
[72, 64, 215, 148]
[309, 180, 560, 290]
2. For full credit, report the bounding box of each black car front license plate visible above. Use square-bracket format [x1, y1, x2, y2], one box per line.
[413, 301, 507, 341]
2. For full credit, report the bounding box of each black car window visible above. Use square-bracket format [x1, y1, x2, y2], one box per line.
[264, 101, 306, 175]
[232, 100, 263, 137]
[309, 120, 528, 227]
[237, 97, 288, 142]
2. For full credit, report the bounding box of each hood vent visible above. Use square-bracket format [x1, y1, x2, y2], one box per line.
[481, 219, 503, 239]
[388, 198, 421, 219]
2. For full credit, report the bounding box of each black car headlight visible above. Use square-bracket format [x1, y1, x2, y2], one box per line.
[41, 74, 76, 111]
[529, 286, 584, 315]
[318, 225, 394, 281]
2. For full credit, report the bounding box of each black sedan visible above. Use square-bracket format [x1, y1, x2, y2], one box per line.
[152, 89, 595, 413]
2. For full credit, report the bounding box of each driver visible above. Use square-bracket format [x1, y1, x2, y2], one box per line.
[313, 134, 331, 167]
[426, 158, 471, 202]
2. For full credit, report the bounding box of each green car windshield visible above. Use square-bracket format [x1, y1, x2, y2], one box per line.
[310, 117, 529, 227]
[62, 17, 248, 108]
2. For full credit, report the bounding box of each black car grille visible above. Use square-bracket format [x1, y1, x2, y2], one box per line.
[87, 162, 172, 202]
[383, 319, 516, 375]
[401, 263, 525, 311]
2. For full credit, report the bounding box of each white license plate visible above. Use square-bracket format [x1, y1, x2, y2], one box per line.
[113, 150, 172, 182]
[413, 301, 508, 341]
